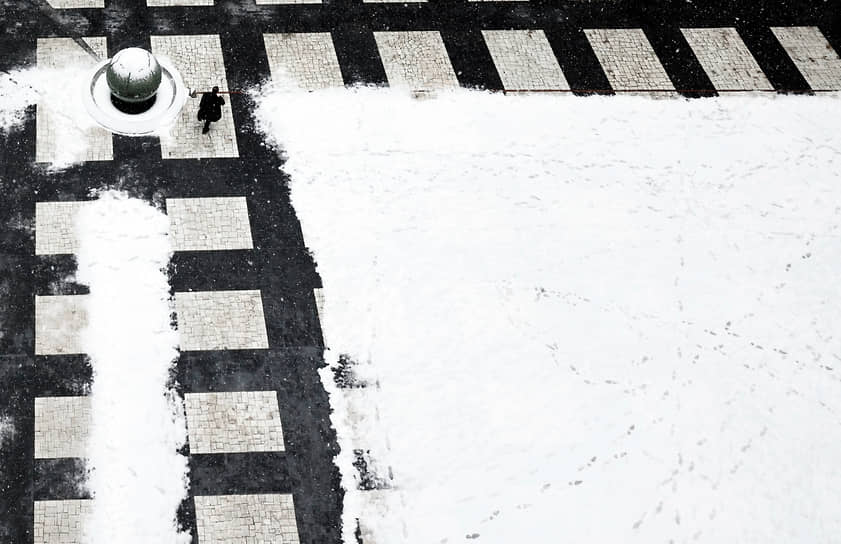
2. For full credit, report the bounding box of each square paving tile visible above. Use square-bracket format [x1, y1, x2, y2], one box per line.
[167, 197, 253, 252]
[175, 290, 269, 351]
[35, 202, 84, 256]
[34, 295, 87, 356]
[682, 27, 773, 90]
[585, 28, 675, 92]
[374, 31, 460, 90]
[33, 499, 91, 544]
[46, 0, 103, 7]
[34, 396, 91, 459]
[185, 391, 285, 454]
[263, 33, 344, 90]
[482, 30, 569, 91]
[194, 493, 300, 543]
[771, 26, 841, 89]
[36, 38, 112, 164]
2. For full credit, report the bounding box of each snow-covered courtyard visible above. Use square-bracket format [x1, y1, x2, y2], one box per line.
[256, 88, 841, 543]
[2, 1, 841, 540]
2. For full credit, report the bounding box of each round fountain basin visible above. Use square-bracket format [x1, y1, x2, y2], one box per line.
[83, 55, 188, 136]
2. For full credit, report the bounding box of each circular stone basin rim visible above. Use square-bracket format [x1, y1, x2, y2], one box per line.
[83, 55, 188, 137]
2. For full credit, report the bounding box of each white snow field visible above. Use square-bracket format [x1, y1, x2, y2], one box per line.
[75, 192, 190, 544]
[256, 88, 841, 544]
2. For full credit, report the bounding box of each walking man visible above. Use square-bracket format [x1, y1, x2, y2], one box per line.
[197, 86, 225, 134]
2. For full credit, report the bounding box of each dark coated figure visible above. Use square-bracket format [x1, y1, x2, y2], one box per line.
[197, 85, 225, 134]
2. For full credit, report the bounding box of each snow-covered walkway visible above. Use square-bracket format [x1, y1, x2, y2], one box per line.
[256, 89, 841, 543]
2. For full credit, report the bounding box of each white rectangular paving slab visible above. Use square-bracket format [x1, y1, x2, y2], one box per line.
[482, 30, 569, 91]
[194, 494, 300, 543]
[257, 0, 320, 3]
[35, 201, 84, 256]
[147, 0, 213, 5]
[374, 31, 460, 90]
[34, 295, 87, 356]
[585, 28, 675, 92]
[167, 197, 253, 251]
[46, 0, 103, 7]
[185, 391, 285, 454]
[682, 27, 773, 91]
[263, 33, 344, 90]
[175, 290, 269, 351]
[34, 396, 91, 459]
[771, 26, 841, 90]
[36, 38, 113, 164]
[34, 499, 91, 544]
[150, 35, 239, 159]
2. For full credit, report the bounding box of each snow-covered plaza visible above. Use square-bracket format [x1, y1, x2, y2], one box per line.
[0, 1, 840, 543]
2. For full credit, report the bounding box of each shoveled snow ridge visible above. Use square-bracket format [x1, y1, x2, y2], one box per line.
[75, 191, 190, 544]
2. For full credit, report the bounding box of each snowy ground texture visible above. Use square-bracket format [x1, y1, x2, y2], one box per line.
[76, 192, 189, 544]
[255, 88, 841, 544]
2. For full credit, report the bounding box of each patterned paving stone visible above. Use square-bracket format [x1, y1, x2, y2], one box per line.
[46, 0, 103, 7]
[175, 290, 269, 351]
[263, 33, 344, 90]
[682, 27, 773, 90]
[36, 38, 113, 164]
[34, 295, 87, 356]
[194, 494, 300, 543]
[771, 26, 841, 89]
[150, 35, 239, 159]
[374, 31, 460, 90]
[482, 30, 569, 91]
[34, 396, 91, 459]
[147, 0, 212, 5]
[33, 500, 91, 544]
[35, 201, 84, 256]
[167, 197, 253, 252]
[585, 28, 675, 92]
[185, 391, 285, 454]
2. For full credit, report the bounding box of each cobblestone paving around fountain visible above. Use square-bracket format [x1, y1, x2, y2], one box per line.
[35, 38, 113, 164]
[1, 1, 840, 543]
[151, 34, 239, 159]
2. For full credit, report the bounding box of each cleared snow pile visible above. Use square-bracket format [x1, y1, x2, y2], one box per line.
[255, 88, 841, 543]
[0, 70, 40, 131]
[75, 191, 190, 544]
[0, 65, 105, 169]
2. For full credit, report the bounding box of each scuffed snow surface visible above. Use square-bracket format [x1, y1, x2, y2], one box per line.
[75, 192, 190, 544]
[255, 88, 841, 543]
[0, 66, 103, 169]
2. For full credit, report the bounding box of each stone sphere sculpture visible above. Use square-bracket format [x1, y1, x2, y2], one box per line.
[84, 46, 188, 136]
[105, 48, 163, 104]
